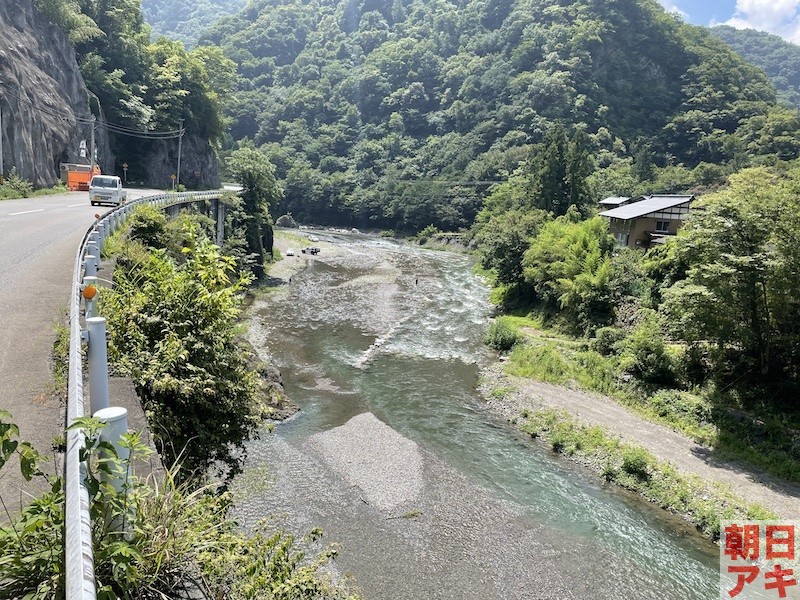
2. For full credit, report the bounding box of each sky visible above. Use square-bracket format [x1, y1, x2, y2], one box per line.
[658, 0, 800, 44]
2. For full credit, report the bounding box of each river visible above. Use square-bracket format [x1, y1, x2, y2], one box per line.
[233, 231, 719, 599]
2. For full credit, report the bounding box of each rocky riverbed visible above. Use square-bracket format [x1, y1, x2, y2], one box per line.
[232, 229, 718, 599]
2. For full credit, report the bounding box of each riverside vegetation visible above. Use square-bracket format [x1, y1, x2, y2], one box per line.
[478, 165, 800, 536]
[517, 407, 775, 539]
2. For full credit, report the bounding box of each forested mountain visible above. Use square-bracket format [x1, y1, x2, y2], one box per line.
[141, 0, 245, 47]
[199, 0, 800, 230]
[711, 25, 800, 109]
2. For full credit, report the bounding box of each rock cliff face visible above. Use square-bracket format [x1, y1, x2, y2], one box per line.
[141, 135, 220, 190]
[0, 0, 113, 187]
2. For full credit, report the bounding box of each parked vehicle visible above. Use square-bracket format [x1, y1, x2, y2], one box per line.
[89, 175, 128, 206]
[301, 247, 320, 255]
[286, 248, 295, 256]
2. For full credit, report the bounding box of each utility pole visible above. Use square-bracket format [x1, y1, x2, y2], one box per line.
[90, 115, 96, 173]
[176, 118, 183, 189]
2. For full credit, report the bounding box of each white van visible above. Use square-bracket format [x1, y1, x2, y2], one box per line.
[89, 175, 128, 206]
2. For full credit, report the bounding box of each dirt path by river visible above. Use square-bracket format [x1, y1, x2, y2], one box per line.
[267, 229, 800, 520]
[479, 362, 800, 519]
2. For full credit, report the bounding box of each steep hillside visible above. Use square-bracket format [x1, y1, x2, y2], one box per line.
[710, 25, 800, 109]
[141, 0, 245, 47]
[201, 0, 796, 230]
[0, 0, 112, 187]
[0, 0, 230, 189]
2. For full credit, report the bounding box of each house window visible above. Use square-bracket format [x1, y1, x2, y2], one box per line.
[615, 232, 629, 246]
[655, 220, 670, 233]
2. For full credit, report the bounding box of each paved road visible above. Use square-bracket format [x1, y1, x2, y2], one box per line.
[0, 190, 157, 512]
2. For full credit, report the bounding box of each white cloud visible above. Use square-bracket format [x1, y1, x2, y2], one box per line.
[723, 0, 800, 43]
[657, 0, 689, 20]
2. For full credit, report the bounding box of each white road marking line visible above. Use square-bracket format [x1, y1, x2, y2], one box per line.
[67, 203, 86, 208]
[9, 209, 45, 216]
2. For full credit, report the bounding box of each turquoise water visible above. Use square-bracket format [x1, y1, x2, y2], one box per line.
[245, 234, 719, 598]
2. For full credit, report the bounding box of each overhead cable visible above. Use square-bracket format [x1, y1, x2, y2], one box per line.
[0, 83, 183, 139]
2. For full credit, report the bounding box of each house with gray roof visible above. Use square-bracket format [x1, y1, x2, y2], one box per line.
[599, 196, 634, 208]
[599, 194, 694, 248]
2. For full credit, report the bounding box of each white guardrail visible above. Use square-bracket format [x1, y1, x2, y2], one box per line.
[65, 190, 228, 599]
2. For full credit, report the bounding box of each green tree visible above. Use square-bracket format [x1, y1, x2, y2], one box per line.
[662, 167, 800, 385]
[33, 0, 101, 43]
[473, 208, 548, 286]
[226, 147, 283, 279]
[104, 227, 268, 479]
[530, 124, 568, 214]
[528, 125, 592, 215]
[522, 215, 616, 333]
[565, 128, 592, 210]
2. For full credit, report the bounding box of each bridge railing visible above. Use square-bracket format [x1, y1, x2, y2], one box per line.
[65, 190, 231, 599]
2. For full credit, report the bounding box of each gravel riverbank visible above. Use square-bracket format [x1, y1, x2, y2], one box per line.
[478, 361, 800, 520]
[235, 230, 718, 598]
[233, 412, 691, 600]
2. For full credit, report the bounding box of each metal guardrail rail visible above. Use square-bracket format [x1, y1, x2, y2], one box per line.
[65, 190, 229, 599]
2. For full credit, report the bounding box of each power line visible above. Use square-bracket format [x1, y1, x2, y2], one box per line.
[0, 83, 92, 124]
[96, 118, 179, 134]
[99, 122, 183, 139]
[387, 179, 504, 185]
[0, 83, 183, 139]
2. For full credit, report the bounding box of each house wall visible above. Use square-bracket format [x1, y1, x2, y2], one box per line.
[631, 217, 658, 247]
[609, 217, 683, 248]
[607, 219, 631, 246]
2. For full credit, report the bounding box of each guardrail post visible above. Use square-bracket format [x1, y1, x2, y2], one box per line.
[97, 222, 106, 256]
[93, 407, 129, 493]
[84, 255, 97, 278]
[82, 276, 99, 319]
[93, 406, 131, 535]
[86, 317, 109, 414]
[86, 240, 99, 267]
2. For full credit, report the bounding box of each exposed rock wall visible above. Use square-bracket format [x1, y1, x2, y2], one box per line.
[0, 0, 112, 187]
[141, 135, 220, 190]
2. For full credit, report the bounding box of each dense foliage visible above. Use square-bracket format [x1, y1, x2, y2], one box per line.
[102, 209, 268, 479]
[663, 167, 800, 388]
[196, 0, 797, 231]
[483, 162, 800, 410]
[141, 0, 245, 47]
[711, 25, 800, 109]
[226, 147, 284, 278]
[0, 412, 359, 598]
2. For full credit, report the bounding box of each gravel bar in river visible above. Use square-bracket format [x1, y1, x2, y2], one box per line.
[233, 411, 685, 600]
